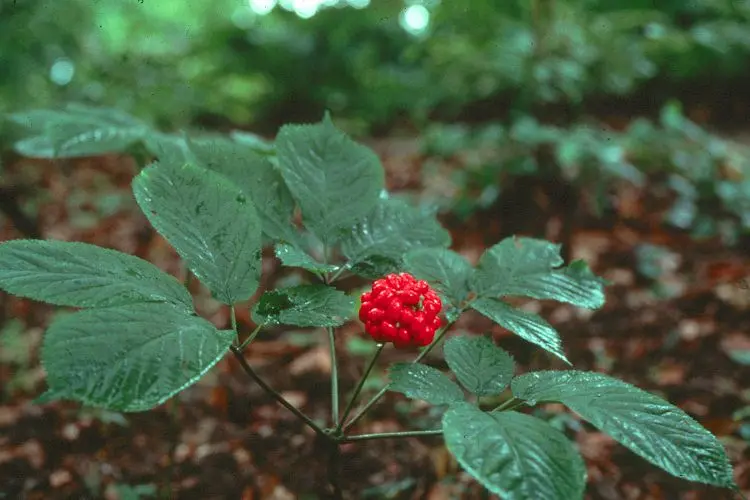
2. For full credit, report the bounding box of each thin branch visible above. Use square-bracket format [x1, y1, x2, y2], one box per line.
[491, 397, 525, 413]
[337, 343, 384, 431]
[342, 314, 460, 432]
[229, 346, 327, 438]
[341, 429, 443, 443]
[327, 326, 340, 426]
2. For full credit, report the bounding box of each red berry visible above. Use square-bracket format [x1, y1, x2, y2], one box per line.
[375, 289, 394, 307]
[385, 320, 400, 335]
[358, 272, 443, 348]
[367, 308, 384, 322]
[410, 313, 426, 331]
[423, 299, 440, 315]
[384, 300, 402, 322]
[401, 290, 419, 306]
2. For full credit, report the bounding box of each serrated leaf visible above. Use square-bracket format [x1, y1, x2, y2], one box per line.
[347, 254, 403, 280]
[444, 335, 515, 396]
[146, 134, 298, 243]
[252, 284, 354, 327]
[10, 105, 148, 158]
[230, 130, 275, 155]
[472, 237, 606, 309]
[185, 136, 298, 243]
[274, 243, 339, 274]
[443, 403, 586, 500]
[388, 363, 464, 405]
[341, 197, 451, 278]
[143, 132, 192, 165]
[403, 248, 473, 307]
[0, 240, 192, 311]
[471, 298, 569, 364]
[511, 371, 736, 488]
[9, 104, 144, 131]
[37, 303, 233, 412]
[275, 114, 384, 243]
[132, 162, 262, 304]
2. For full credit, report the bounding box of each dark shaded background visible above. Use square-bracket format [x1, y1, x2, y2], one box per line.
[1, 0, 749, 498]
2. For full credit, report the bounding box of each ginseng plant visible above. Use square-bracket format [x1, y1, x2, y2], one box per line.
[0, 107, 742, 499]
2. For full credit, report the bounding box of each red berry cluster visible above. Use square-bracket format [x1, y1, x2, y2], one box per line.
[359, 272, 442, 348]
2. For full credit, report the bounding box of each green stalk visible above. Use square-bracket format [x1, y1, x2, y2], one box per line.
[337, 343, 384, 432]
[229, 345, 327, 438]
[491, 397, 526, 413]
[328, 265, 348, 283]
[230, 306, 239, 344]
[328, 326, 340, 426]
[341, 429, 443, 443]
[237, 323, 263, 351]
[342, 312, 462, 432]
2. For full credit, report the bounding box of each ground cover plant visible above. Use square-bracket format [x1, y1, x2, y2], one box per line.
[0, 107, 743, 498]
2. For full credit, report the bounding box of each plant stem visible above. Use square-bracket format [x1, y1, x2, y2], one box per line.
[327, 441, 343, 500]
[320, 244, 342, 427]
[492, 397, 526, 413]
[230, 306, 239, 343]
[229, 345, 327, 439]
[327, 327, 340, 426]
[237, 323, 263, 351]
[328, 265, 348, 283]
[337, 343, 384, 431]
[342, 314, 461, 432]
[341, 429, 443, 443]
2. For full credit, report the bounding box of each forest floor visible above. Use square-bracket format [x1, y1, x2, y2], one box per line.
[0, 139, 749, 500]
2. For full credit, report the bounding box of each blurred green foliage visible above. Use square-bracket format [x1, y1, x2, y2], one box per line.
[3, 0, 750, 243]
[422, 102, 750, 244]
[3, 0, 750, 130]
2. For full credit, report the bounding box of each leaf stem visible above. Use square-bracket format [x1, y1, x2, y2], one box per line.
[342, 312, 462, 432]
[229, 345, 327, 439]
[337, 343, 384, 431]
[327, 326, 340, 426]
[237, 323, 263, 351]
[328, 265, 348, 283]
[230, 305, 239, 344]
[491, 397, 526, 413]
[341, 429, 443, 443]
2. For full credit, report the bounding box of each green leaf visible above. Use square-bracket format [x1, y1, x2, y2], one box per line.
[275, 114, 384, 243]
[444, 335, 515, 396]
[348, 255, 403, 280]
[471, 298, 569, 364]
[472, 237, 607, 309]
[143, 132, 192, 165]
[442, 403, 586, 500]
[9, 104, 148, 158]
[146, 134, 297, 244]
[0, 240, 192, 311]
[341, 197, 451, 278]
[37, 303, 233, 412]
[404, 248, 473, 307]
[252, 284, 354, 327]
[132, 162, 262, 304]
[274, 243, 339, 275]
[230, 130, 275, 155]
[184, 136, 298, 243]
[511, 371, 737, 488]
[388, 363, 464, 405]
